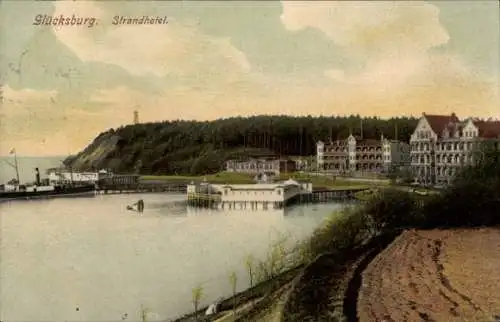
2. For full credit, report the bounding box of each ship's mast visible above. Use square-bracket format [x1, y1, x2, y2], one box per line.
[13, 150, 20, 188]
[4, 149, 21, 189]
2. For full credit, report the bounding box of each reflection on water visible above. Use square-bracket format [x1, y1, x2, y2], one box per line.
[0, 193, 345, 322]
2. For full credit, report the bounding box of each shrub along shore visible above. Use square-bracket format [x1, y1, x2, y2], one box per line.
[168, 145, 499, 322]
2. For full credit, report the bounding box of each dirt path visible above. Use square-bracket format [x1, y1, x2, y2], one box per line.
[213, 298, 263, 322]
[250, 284, 293, 322]
[357, 228, 500, 322]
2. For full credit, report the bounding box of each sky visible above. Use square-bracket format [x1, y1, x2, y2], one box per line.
[1, 1, 499, 156]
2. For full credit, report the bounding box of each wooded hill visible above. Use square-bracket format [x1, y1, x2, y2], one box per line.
[64, 115, 418, 175]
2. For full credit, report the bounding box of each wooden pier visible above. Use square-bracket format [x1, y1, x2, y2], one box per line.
[96, 183, 186, 195]
[309, 187, 369, 202]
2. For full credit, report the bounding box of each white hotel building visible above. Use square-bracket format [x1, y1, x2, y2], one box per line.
[410, 113, 500, 185]
[316, 134, 410, 174]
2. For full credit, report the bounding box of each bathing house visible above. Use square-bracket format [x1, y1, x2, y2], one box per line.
[186, 178, 312, 210]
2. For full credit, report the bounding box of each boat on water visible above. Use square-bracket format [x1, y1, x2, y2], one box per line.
[0, 183, 96, 201]
[0, 149, 97, 202]
[126, 199, 145, 213]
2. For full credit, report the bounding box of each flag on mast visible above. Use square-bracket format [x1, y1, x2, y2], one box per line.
[9, 148, 16, 154]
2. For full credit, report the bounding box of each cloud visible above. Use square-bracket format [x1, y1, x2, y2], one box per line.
[52, 1, 250, 77]
[319, 52, 500, 118]
[282, 1, 500, 118]
[1, 85, 59, 127]
[323, 69, 345, 82]
[325, 52, 472, 92]
[0, 85, 110, 156]
[3, 1, 499, 157]
[281, 1, 449, 59]
[2, 85, 57, 105]
[89, 85, 259, 122]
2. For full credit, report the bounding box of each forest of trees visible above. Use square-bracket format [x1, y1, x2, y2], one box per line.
[66, 115, 419, 175]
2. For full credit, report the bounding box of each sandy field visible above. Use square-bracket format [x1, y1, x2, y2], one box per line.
[358, 228, 500, 322]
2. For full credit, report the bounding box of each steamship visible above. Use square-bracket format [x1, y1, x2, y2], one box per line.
[0, 153, 96, 202]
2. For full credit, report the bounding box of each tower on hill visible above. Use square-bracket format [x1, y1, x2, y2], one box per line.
[133, 110, 139, 124]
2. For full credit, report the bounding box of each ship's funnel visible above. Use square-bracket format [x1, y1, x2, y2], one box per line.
[35, 167, 41, 185]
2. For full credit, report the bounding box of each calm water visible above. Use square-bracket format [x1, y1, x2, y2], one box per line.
[0, 193, 344, 321]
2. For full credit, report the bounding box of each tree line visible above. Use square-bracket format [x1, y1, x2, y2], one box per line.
[66, 115, 419, 175]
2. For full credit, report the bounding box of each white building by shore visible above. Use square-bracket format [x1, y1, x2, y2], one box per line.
[187, 178, 312, 211]
[46, 168, 109, 184]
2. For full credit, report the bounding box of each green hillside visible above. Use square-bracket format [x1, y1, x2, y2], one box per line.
[64, 115, 417, 175]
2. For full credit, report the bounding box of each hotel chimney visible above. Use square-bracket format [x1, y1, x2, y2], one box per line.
[35, 167, 41, 185]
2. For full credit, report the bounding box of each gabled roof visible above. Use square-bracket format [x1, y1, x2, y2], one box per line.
[423, 113, 460, 137]
[473, 120, 500, 138]
[443, 120, 465, 137]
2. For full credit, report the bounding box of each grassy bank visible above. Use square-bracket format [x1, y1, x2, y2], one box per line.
[141, 171, 388, 190]
[141, 172, 255, 184]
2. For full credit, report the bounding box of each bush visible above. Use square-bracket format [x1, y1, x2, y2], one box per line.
[364, 189, 423, 231]
[305, 206, 372, 259]
[302, 145, 499, 259]
[421, 147, 500, 228]
[422, 180, 500, 228]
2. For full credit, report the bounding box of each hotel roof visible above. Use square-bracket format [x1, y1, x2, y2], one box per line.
[474, 120, 500, 138]
[423, 112, 460, 137]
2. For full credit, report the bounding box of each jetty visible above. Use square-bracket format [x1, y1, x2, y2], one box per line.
[95, 175, 186, 194]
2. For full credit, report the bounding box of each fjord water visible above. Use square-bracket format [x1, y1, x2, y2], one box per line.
[0, 193, 343, 321]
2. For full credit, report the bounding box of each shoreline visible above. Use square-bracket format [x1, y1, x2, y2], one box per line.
[168, 265, 305, 322]
[168, 231, 401, 322]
